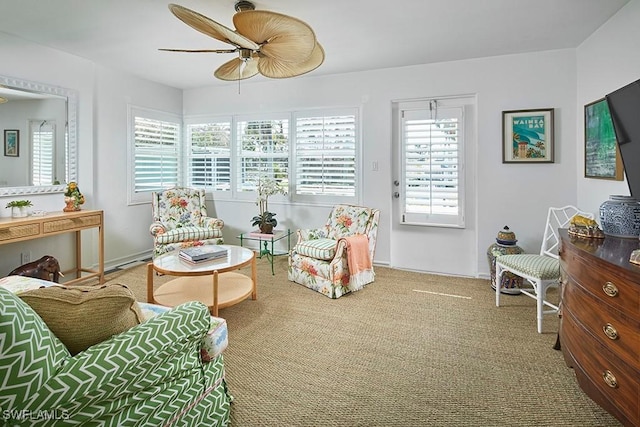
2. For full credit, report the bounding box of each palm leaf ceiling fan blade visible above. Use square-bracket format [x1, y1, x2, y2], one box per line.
[259, 42, 325, 79]
[163, 1, 324, 81]
[233, 10, 316, 63]
[159, 48, 237, 53]
[215, 56, 260, 81]
[168, 3, 258, 50]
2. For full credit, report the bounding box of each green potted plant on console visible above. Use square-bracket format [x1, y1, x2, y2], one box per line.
[5, 200, 33, 218]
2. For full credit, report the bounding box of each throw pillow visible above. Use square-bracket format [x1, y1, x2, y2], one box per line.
[19, 283, 144, 355]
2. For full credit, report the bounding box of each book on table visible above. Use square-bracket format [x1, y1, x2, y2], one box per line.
[179, 245, 227, 262]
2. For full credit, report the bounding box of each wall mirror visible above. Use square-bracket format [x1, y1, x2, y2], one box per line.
[0, 75, 77, 196]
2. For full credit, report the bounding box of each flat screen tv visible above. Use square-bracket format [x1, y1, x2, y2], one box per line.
[606, 78, 640, 198]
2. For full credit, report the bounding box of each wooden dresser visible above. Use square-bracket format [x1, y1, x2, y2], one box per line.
[559, 229, 640, 426]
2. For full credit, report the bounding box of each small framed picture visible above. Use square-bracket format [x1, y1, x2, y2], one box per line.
[4, 129, 19, 157]
[502, 109, 554, 163]
[584, 98, 624, 180]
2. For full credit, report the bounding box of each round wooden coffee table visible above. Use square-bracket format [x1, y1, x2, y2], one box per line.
[147, 245, 256, 316]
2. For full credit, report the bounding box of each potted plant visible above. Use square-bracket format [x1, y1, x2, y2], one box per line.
[5, 200, 33, 218]
[251, 176, 287, 234]
[251, 211, 278, 234]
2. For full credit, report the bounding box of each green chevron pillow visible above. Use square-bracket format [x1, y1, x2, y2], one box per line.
[19, 283, 144, 355]
[0, 287, 69, 409]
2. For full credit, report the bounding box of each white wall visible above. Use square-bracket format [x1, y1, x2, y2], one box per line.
[0, 32, 182, 275]
[0, 31, 95, 275]
[576, 0, 640, 214]
[2, 0, 637, 278]
[183, 49, 578, 277]
[92, 66, 182, 267]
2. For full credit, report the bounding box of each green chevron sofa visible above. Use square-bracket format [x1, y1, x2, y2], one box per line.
[0, 276, 231, 426]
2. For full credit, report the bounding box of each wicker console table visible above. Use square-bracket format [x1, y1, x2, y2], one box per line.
[0, 210, 104, 285]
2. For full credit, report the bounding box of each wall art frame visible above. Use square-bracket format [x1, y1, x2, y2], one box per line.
[584, 98, 624, 180]
[4, 129, 19, 157]
[502, 108, 554, 163]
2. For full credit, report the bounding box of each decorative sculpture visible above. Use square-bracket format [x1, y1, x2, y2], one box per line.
[8, 255, 63, 283]
[568, 214, 604, 239]
[63, 181, 85, 212]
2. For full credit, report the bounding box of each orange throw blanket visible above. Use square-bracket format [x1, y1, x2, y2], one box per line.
[343, 234, 374, 290]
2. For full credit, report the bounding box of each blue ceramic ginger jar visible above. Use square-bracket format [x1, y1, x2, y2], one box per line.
[599, 195, 640, 238]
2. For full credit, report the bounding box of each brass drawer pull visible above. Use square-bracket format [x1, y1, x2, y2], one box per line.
[603, 323, 619, 340]
[602, 281, 619, 298]
[603, 370, 618, 389]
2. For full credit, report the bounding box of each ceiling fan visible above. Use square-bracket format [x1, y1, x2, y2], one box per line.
[160, 1, 324, 81]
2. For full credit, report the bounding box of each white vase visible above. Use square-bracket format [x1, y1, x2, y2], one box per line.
[11, 206, 28, 218]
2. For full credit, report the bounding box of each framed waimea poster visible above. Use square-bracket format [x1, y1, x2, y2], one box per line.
[4, 129, 19, 157]
[584, 98, 624, 180]
[502, 108, 554, 163]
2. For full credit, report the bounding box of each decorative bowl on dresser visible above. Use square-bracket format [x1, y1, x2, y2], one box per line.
[559, 228, 640, 427]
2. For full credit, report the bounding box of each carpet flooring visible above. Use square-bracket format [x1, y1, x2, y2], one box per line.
[104, 256, 621, 427]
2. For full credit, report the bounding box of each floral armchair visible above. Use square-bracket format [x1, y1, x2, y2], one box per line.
[150, 187, 224, 257]
[288, 204, 380, 298]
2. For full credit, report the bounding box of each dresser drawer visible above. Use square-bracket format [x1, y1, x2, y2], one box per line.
[564, 281, 640, 368]
[562, 310, 640, 426]
[43, 214, 102, 234]
[562, 247, 640, 315]
[0, 223, 41, 241]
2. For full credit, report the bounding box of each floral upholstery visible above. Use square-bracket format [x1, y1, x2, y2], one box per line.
[288, 204, 380, 298]
[150, 187, 224, 257]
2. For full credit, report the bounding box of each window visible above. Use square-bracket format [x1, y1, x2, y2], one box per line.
[293, 109, 358, 204]
[235, 117, 289, 194]
[186, 121, 231, 192]
[130, 106, 360, 205]
[29, 120, 55, 186]
[397, 99, 466, 227]
[128, 107, 181, 204]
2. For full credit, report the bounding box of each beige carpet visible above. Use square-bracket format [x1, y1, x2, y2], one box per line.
[105, 257, 621, 427]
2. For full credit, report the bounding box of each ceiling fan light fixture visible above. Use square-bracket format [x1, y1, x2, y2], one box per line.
[239, 48, 252, 61]
[215, 55, 259, 81]
[164, 2, 324, 81]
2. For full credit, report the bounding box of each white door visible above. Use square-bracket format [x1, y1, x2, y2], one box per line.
[390, 96, 477, 276]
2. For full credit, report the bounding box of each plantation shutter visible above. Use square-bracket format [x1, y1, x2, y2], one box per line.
[401, 103, 464, 227]
[186, 121, 231, 191]
[236, 118, 289, 192]
[294, 111, 357, 199]
[30, 120, 55, 186]
[133, 116, 180, 193]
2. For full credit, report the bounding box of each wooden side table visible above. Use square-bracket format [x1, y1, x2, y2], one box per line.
[147, 245, 256, 316]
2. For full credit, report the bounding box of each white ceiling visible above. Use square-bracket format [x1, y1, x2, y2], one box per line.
[0, 0, 631, 90]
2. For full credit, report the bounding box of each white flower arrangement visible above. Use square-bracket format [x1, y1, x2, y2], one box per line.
[255, 177, 287, 215]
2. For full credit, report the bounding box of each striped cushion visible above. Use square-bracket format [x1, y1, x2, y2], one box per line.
[497, 254, 559, 280]
[156, 226, 222, 244]
[295, 238, 338, 260]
